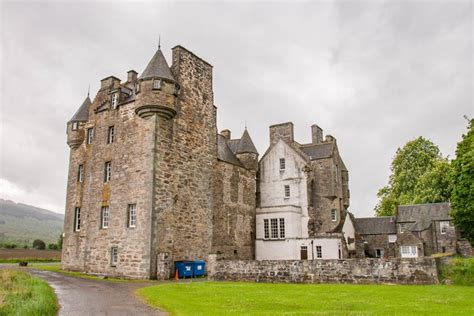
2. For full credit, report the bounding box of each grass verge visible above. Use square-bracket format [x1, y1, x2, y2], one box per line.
[137, 281, 474, 315]
[0, 269, 58, 316]
[439, 257, 474, 286]
[31, 263, 143, 283]
[0, 258, 60, 264]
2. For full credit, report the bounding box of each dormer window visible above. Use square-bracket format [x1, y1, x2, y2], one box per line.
[153, 79, 162, 90]
[111, 93, 118, 109]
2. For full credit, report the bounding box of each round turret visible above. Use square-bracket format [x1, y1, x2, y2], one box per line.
[67, 95, 91, 149]
[135, 48, 179, 120]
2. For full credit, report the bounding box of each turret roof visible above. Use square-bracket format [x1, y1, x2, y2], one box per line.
[236, 129, 258, 154]
[139, 48, 175, 81]
[69, 96, 91, 122]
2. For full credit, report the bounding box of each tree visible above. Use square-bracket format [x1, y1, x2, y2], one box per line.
[375, 137, 449, 216]
[57, 233, 63, 250]
[48, 244, 58, 250]
[32, 239, 46, 250]
[450, 118, 474, 243]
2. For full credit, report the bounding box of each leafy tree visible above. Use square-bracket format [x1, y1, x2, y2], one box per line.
[32, 239, 46, 250]
[450, 118, 474, 243]
[375, 137, 448, 216]
[57, 233, 63, 250]
[48, 244, 58, 250]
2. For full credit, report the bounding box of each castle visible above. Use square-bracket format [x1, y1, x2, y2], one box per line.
[62, 44, 468, 280]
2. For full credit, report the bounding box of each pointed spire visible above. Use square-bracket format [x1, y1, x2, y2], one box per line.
[87, 85, 90, 97]
[158, 35, 161, 49]
[237, 129, 258, 154]
[139, 47, 175, 82]
[69, 94, 92, 122]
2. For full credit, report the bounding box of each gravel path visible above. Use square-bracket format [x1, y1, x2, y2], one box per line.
[28, 269, 165, 316]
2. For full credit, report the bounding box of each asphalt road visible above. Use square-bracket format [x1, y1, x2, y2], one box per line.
[28, 269, 165, 316]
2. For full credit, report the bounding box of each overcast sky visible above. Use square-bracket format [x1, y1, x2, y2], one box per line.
[0, 1, 472, 217]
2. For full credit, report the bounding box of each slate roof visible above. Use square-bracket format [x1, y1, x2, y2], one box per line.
[217, 134, 243, 167]
[397, 203, 451, 223]
[139, 48, 175, 81]
[300, 143, 334, 160]
[237, 129, 258, 154]
[69, 96, 91, 122]
[355, 217, 397, 235]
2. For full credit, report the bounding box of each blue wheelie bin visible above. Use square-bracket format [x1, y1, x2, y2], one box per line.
[193, 260, 206, 277]
[175, 261, 194, 279]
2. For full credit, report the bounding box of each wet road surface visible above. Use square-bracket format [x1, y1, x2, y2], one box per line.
[28, 269, 165, 316]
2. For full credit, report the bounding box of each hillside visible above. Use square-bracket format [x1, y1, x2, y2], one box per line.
[0, 199, 64, 246]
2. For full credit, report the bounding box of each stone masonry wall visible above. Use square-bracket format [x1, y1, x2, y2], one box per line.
[207, 256, 439, 285]
[212, 161, 256, 260]
[150, 46, 217, 278]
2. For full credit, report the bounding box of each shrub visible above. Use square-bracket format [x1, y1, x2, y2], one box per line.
[3, 243, 17, 249]
[48, 244, 58, 250]
[439, 257, 474, 286]
[32, 239, 46, 250]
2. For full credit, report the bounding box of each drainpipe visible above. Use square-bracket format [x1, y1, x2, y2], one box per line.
[311, 240, 314, 260]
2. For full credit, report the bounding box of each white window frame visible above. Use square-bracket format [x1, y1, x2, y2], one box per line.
[284, 185, 290, 198]
[279, 158, 286, 170]
[136, 82, 140, 93]
[74, 207, 81, 231]
[111, 247, 118, 266]
[279, 218, 285, 239]
[107, 126, 115, 144]
[400, 245, 418, 258]
[399, 223, 406, 233]
[71, 122, 78, 131]
[316, 245, 322, 258]
[87, 128, 94, 144]
[153, 79, 162, 90]
[388, 234, 397, 243]
[128, 204, 136, 228]
[263, 219, 269, 239]
[111, 93, 118, 109]
[331, 209, 337, 221]
[101, 206, 109, 229]
[77, 164, 84, 182]
[376, 249, 383, 258]
[270, 218, 278, 239]
[440, 221, 450, 234]
[104, 161, 112, 183]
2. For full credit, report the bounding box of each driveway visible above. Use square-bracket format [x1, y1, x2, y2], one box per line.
[28, 269, 165, 316]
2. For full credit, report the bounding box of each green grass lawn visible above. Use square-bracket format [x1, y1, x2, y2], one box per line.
[137, 281, 474, 316]
[0, 269, 58, 316]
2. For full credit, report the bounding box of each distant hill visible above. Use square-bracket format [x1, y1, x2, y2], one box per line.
[0, 199, 64, 246]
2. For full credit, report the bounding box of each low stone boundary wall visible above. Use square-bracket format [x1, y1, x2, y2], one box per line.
[207, 255, 438, 285]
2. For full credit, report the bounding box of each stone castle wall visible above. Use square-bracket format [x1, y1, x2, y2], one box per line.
[212, 161, 256, 260]
[62, 84, 155, 279]
[207, 256, 439, 285]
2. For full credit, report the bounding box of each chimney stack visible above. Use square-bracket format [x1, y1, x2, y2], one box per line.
[311, 124, 323, 144]
[221, 129, 231, 140]
[325, 135, 335, 142]
[269, 122, 294, 145]
[127, 70, 138, 82]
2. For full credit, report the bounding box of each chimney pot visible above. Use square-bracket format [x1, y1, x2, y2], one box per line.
[221, 129, 231, 140]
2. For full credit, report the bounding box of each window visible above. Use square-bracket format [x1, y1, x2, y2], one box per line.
[270, 218, 278, 239]
[300, 246, 308, 260]
[284, 185, 290, 198]
[279, 158, 286, 170]
[440, 221, 450, 234]
[128, 204, 136, 228]
[136, 82, 140, 93]
[400, 246, 417, 258]
[107, 126, 115, 144]
[388, 234, 397, 243]
[376, 249, 383, 258]
[279, 218, 285, 239]
[111, 93, 118, 109]
[101, 206, 109, 228]
[74, 207, 81, 231]
[111, 247, 118, 266]
[153, 79, 162, 90]
[71, 122, 78, 131]
[87, 128, 94, 144]
[263, 219, 269, 239]
[77, 164, 84, 182]
[331, 209, 337, 221]
[104, 161, 112, 182]
[316, 245, 322, 258]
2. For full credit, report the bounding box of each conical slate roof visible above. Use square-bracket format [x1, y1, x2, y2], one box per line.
[236, 129, 258, 154]
[139, 48, 175, 81]
[69, 96, 91, 122]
